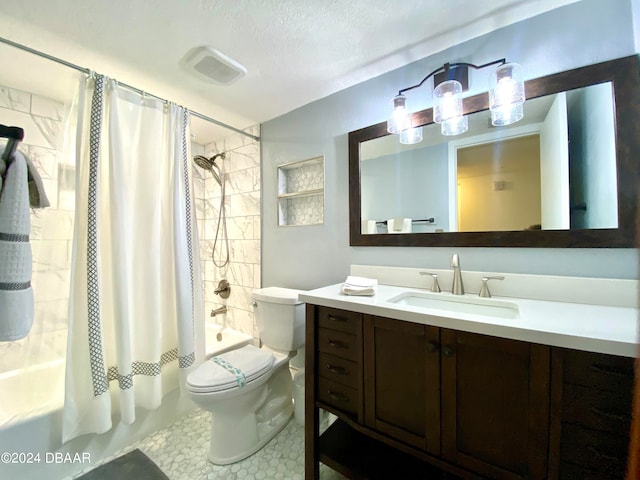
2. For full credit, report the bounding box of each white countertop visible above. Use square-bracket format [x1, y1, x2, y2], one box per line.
[300, 283, 639, 358]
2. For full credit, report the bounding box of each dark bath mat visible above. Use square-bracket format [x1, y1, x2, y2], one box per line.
[77, 449, 169, 480]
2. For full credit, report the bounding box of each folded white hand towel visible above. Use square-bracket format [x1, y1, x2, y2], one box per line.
[342, 276, 378, 296]
[0, 151, 34, 341]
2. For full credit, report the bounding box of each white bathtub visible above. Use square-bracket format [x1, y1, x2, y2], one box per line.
[0, 359, 66, 430]
[0, 324, 252, 431]
[0, 325, 253, 480]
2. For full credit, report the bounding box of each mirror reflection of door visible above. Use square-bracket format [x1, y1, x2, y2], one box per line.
[456, 135, 542, 232]
[452, 83, 616, 233]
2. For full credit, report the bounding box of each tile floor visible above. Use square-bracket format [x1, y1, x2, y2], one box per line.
[72, 408, 346, 480]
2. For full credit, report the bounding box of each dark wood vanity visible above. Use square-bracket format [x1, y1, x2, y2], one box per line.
[305, 304, 634, 479]
[307, 52, 640, 480]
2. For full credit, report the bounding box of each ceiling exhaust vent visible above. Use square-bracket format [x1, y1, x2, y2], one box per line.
[181, 46, 247, 86]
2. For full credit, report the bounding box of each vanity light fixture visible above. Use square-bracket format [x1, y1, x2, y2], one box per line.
[386, 59, 525, 143]
[489, 62, 525, 126]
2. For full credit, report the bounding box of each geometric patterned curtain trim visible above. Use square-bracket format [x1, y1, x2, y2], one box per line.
[180, 108, 196, 346]
[106, 349, 195, 390]
[86, 74, 109, 397]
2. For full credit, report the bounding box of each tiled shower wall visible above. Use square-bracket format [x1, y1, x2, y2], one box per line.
[193, 125, 261, 339]
[0, 84, 72, 377]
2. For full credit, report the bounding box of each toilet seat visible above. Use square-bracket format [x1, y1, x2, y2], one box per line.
[187, 344, 275, 394]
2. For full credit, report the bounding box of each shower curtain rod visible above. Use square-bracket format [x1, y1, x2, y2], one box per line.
[0, 36, 260, 142]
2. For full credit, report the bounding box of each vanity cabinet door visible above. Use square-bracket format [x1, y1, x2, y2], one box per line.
[363, 315, 441, 455]
[440, 329, 550, 480]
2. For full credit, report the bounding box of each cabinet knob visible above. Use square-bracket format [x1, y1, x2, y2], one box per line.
[442, 346, 454, 358]
[427, 342, 439, 353]
[327, 314, 346, 323]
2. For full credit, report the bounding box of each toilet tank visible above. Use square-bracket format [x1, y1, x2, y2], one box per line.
[252, 287, 306, 351]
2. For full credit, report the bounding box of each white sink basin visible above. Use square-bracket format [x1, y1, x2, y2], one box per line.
[388, 291, 520, 319]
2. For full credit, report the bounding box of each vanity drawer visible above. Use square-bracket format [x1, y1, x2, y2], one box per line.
[562, 383, 632, 434]
[318, 328, 359, 361]
[317, 306, 361, 334]
[318, 352, 359, 388]
[560, 423, 628, 476]
[317, 377, 359, 416]
[563, 349, 634, 392]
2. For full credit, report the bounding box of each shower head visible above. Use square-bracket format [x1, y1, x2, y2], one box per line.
[193, 153, 226, 185]
[193, 155, 214, 170]
[194, 153, 225, 169]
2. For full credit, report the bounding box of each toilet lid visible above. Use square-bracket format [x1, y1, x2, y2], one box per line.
[187, 344, 275, 393]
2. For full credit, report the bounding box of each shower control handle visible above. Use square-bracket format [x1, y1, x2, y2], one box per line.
[214, 279, 231, 299]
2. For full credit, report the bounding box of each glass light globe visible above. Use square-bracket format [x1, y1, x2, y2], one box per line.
[434, 80, 463, 123]
[441, 115, 468, 136]
[399, 127, 423, 144]
[489, 63, 525, 126]
[387, 95, 411, 134]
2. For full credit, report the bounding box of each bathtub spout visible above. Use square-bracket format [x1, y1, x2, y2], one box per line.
[210, 306, 227, 317]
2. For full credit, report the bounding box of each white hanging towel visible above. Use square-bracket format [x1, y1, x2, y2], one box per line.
[361, 219, 377, 234]
[0, 151, 34, 341]
[387, 218, 412, 233]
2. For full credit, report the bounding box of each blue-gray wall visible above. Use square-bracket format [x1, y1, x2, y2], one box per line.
[261, 0, 639, 290]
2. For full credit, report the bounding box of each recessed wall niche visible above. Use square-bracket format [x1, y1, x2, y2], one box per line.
[277, 156, 324, 226]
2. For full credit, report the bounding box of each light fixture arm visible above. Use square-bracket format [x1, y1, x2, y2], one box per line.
[397, 65, 447, 96]
[397, 58, 507, 96]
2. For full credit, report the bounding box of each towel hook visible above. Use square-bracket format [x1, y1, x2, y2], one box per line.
[0, 124, 25, 173]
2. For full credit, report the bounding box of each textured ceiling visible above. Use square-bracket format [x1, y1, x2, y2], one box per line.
[0, 0, 580, 143]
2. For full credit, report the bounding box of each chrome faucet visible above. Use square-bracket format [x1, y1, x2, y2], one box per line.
[210, 306, 227, 317]
[419, 272, 441, 293]
[450, 254, 464, 295]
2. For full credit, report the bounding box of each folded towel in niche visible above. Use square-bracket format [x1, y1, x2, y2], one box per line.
[341, 275, 378, 296]
[0, 151, 34, 341]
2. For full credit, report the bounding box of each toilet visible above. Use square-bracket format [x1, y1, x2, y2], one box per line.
[186, 287, 305, 465]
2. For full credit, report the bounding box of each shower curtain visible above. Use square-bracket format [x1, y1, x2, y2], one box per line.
[62, 74, 204, 442]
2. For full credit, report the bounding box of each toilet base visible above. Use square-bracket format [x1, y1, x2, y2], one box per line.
[206, 362, 294, 465]
[208, 405, 293, 465]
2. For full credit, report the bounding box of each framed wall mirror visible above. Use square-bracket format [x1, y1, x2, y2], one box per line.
[349, 55, 640, 247]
